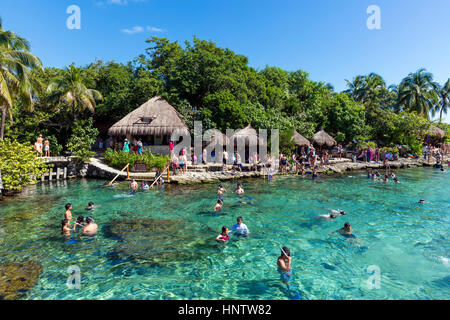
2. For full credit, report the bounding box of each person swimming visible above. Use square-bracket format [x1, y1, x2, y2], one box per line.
[85, 202, 95, 210]
[141, 182, 150, 190]
[335, 222, 355, 238]
[130, 179, 138, 193]
[418, 199, 425, 204]
[318, 209, 346, 219]
[61, 219, 71, 236]
[64, 203, 73, 222]
[216, 226, 230, 242]
[214, 199, 223, 212]
[277, 246, 292, 284]
[80, 216, 98, 237]
[217, 184, 227, 197]
[235, 183, 245, 195]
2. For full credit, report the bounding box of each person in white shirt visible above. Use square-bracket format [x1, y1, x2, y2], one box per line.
[232, 216, 249, 236]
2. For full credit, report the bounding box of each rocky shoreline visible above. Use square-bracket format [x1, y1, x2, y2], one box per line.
[168, 156, 449, 185]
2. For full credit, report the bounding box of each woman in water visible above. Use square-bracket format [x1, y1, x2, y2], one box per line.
[216, 226, 230, 242]
[214, 199, 223, 212]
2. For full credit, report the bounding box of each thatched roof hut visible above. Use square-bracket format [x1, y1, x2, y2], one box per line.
[108, 96, 189, 137]
[230, 124, 263, 146]
[312, 130, 336, 147]
[291, 130, 310, 147]
[205, 130, 230, 147]
[428, 125, 445, 139]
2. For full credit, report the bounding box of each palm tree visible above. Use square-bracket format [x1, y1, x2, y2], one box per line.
[0, 17, 42, 139]
[47, 64, 103, 121]
[433, 79, 450, 123]
[345, 73, 385, 104]
[397, 68, 438, 119]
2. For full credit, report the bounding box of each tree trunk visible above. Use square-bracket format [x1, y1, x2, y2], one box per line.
[440, 108, 443, 123]
[0, 104, 7, 140]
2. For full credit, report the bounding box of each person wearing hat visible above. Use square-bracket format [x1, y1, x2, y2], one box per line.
[123, 138, 130, 153]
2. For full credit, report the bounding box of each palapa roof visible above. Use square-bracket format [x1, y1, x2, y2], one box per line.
[312, 130, 337, 147]
[205, 130, 230, 146]
[428, 125, 445, 139]
[230, 124, 264, 146]
[108, 96, 189, 136]
[291, 130, 310, 147]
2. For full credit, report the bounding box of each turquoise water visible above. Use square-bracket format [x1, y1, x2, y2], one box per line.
[0, 167, 449, 300]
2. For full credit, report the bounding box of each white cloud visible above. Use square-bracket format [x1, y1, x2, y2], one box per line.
[121, 26, 145, 34]
[122, 25, 166, 34]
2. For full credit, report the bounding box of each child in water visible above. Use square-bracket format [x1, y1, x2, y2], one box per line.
[216, 226, 230, 242]
[214, 199, 223, 212]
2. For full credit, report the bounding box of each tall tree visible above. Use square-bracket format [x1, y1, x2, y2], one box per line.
[47, 64, 103, 121]
[397, 68, 438, 119]
[434, 79, 450, 123]
[0, 17, 42, 139]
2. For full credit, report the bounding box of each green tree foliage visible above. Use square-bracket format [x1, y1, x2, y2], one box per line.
[0, 138, 48, 191]
[104, 149, 170, 171]
[66, 118, 98, 162]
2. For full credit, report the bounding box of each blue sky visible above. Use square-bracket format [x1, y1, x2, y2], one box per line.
[1, 0, 449, 122]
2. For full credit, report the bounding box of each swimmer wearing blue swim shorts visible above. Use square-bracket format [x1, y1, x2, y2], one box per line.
[277, 246, 292, 284]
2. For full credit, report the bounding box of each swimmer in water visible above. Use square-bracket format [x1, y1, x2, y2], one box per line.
[235, 183, 245, 195]
[382, 174, 389, 182]
[333, 222, 355, 238]
[214, 199, 223, 212]
[441, 166, 447, 173]
[217, 184, 227, 197]
[130, 179, 138, 193]
[216, 226, 230, 242]
[141, 182, 150, 190]
[318, 209, 346, 219]
[73, 216, 86, 232]
[64, 203, 73, 222]
[61, 219, 72, 236]
[232, 216, 250, 235]
[418, 199, 425, 204]
[85, 202, 95, 211]
[80, 216, 98, 237]
[277, 247, 292, 284]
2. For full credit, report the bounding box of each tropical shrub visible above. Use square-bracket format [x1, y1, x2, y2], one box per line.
[67, 118, 98, 162]
[0, 139, 49, 192]
[104, 149, 170, 171]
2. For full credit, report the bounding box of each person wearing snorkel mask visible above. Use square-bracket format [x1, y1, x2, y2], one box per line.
[277, 247, 292, 284]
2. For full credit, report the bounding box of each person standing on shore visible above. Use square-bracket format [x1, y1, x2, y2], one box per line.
[44, 138, 50, 157]
[123, 139, 130, 153]
[34, 135, 43, 156]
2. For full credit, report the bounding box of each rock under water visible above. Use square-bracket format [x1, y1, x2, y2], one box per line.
[104, 218, 212, 266]
[0, 261, 43, 300]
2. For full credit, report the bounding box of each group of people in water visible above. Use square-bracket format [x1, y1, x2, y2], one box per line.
[61, 202, 98, 238]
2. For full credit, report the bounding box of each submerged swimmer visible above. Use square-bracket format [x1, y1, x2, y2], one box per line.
[216, 226, 230, 242]
[277, 247, 292, 284]
[85, 202, 95, 210]
[418, 199, 425, 204]
[214, 199, 223, 212]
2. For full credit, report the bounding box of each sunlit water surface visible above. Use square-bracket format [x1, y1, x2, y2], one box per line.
[0, 167, 448, 300]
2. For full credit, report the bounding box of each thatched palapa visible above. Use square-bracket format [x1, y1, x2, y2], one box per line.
[312, 130, 336, 147]
[205, 130, 230, 147]
[230, 124, 264, 146]
[428, 125, 445, 139]
[108, 96, 189, 137]
[291, 130, 310, 147]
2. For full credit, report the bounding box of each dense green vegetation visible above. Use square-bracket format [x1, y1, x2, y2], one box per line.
[0, 19, 448, 158]
[104, 149, 169, 171]
[0, 139, 48, 192]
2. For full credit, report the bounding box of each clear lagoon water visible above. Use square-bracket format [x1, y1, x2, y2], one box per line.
[0, 167, 449, 300]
